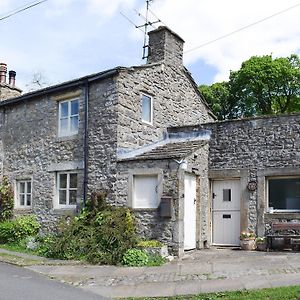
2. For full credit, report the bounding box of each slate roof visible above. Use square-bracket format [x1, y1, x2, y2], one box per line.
[118, 140, 207, 162]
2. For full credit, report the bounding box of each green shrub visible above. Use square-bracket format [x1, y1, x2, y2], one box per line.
[42, 198, 137, 264]
[0, 176, 14, 221]
[137, 240, 163, 248]
[147, 254, 166, 266]
[0, 215, 40, 244]
[122, 248, 149, 267]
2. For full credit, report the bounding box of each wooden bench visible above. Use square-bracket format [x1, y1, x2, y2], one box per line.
[266, 222, 300, 251]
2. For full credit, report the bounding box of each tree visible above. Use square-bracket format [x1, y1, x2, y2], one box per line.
[199, 54, 300, 120]
[199, 82, 237, 120]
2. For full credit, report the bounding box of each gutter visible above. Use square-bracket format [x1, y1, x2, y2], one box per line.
[0, 68, 121, 108]
[83, 80, 89, 207]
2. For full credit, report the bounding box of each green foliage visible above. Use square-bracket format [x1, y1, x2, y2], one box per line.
[200, 54, 300, 120]
[137, 240, 163, 248]
[0, 176, 14, 221]
[42, 196, 137, 265]
[122, 248, 149, 267]
[0, 215, 40, 244]
[146, 254, 166, 267]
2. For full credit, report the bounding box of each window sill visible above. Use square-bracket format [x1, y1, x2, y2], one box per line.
[14, 208, 33, 212]
[132, 208, 158, 212]
[56, 134, 79, 142]
[52, 207, 77, 215]
[265, 212, 300, 220]
[141, 120, 153, 127]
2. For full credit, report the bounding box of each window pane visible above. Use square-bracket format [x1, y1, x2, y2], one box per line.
[20, 194, 25, 206]
[269, 178, 300, 210]
[142, 95, 151, 123]
[70, 116, 78, 132]
[26, 195, 31, 206]
[60, 118, 68, 134]
[60, 102, 69, 118]
[70, 174, 77, 188]
[20, 182, 25, 193]
[69, 190, 77, 205]
[71, 100, 78, 116]
[27, 182, 31, 194]
[59, 174, 67, 188]
[59, 190, 67, 205]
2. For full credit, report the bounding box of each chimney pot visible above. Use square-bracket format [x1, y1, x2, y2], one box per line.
[0, 63, 7, 84]
[9, 70, 16, 87]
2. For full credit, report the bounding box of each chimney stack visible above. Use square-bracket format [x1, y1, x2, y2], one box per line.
[147, 26, 185, 66]
[0, 62, 22, 100]
[0, 63, 7, 84]
[9, 70, 16, 87]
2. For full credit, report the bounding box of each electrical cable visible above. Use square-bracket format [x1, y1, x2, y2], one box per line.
[0, 0, 48, 22]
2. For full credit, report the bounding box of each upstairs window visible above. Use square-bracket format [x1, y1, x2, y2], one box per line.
[57, 172, 77, 207]
[16, 180, 32, 208]
[59, 99, 79, 137]
[141, 94, 153, 125]
[268, 177, 300, 212]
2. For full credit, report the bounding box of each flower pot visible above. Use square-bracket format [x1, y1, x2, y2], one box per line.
[256, 242, 267, 251]
[240, 239, 256, 250]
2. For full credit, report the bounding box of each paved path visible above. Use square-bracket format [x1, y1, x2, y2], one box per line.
[25, 248, 300, 298]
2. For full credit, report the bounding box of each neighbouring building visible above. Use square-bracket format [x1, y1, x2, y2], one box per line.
[0, 26, 299, 256]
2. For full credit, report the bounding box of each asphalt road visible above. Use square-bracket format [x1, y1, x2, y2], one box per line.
[0, 262, 109, 300]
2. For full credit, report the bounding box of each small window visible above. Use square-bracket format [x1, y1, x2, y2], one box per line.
[16, 180, 32, 208]
[141, 94, 153, 125]
[223, 189, 231, 202]
[133, 175, 158, 208]
[268, 177, 300, 211]
[57, 172, 77, 207]
[58, 99, 79, 137]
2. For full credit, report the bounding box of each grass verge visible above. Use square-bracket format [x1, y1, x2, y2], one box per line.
[124, 285, 300, 300]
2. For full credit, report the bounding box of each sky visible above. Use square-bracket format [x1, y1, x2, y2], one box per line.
[0, 0, 300, 92]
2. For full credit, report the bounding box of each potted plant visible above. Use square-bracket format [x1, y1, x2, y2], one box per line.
[256, 237, 266, 251]
[240, 231, 256, 250]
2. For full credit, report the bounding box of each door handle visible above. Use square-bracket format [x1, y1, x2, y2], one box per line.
[194, 198, 196, 204]
[212, 193, 216, 199]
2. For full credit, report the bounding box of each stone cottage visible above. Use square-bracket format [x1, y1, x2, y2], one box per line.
[0, 27, 215, 256]
[0, 26, 299, 256]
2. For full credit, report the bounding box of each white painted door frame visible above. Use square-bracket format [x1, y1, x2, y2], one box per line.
[184, 173, 197, 250]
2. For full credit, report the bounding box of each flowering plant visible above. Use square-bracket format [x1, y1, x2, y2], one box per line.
[256, 237, 266, 243]
[240, 231, 255, 240]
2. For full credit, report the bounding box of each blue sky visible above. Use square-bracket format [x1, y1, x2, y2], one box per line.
[0, 0, 299, 92]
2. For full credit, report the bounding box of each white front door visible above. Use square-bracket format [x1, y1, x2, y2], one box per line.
[184, 173, 197, 250]
[212, 180, 241, 246]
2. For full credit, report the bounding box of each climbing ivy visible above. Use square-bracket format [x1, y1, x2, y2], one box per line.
[0, 176, 14, 221]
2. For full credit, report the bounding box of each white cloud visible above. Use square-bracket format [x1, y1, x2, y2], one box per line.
[150, 0, 300, 82]
[86, 0, 137, 18]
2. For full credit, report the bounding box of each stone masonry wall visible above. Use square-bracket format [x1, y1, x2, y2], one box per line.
[1, 88, 85, 231]
[202, 113, 300, 234]
[116, 64, 213, 150]
[116, 143, 210, 254]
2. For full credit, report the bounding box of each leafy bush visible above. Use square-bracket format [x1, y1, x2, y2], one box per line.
[137, 240, 163, 248]
[122, 248, 149, 267]
[0, 215, 40, 244]
[147, 254, 166, 267]
[0, 176, 14, 221]
[42, 194, 137, 264]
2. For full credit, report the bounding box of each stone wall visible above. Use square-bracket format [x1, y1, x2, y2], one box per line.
[202, 113, 300, 235]
[0, 87, 86, 231]
[116, 143, 210, 255]
[116, 64, 213, 150]
[0, 83, 22, 100]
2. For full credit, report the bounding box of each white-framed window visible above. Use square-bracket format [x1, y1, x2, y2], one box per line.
[16, 180, 32, 208]
[56, 172, 77, 207]
[268, 176, 300, 212]
[141, 94, 153, 125]
[58, 99, 79, 137]
[132, 174, 158, 208]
